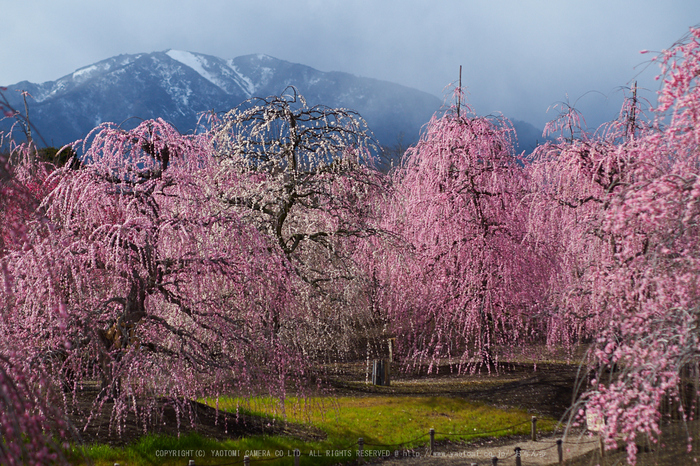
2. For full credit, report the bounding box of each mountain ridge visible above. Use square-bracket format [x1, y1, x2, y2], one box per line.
[1, 50, 545, 158]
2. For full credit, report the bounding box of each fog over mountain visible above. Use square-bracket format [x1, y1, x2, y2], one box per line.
[1, 50, 546, 160]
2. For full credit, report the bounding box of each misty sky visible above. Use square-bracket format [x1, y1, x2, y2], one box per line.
[3, 1, 699, 129]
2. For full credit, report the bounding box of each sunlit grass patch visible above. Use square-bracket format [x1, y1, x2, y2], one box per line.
[69, 433, 234, 465]
[71, 396, 555, 465]
[209, 395, 555, 450]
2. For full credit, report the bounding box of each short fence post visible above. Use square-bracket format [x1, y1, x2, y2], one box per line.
[491, 455, 498, 465]
[188, 461, 195, 466]
[557, 438, 563, 465]
[531, 416, 537, 441]
[429, 427, 435, 456]
[243, 455, 250, 466]
[294, 448, 300, 466]
[358, 437, 364, 464]
[514, 446, 522, 466]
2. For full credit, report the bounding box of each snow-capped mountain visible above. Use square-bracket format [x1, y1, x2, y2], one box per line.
[2, 50, 547, 164]
[1, 50, 442, 153]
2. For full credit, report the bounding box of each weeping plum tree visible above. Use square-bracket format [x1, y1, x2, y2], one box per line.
[570, 28, 700, 463]
[523, 26, 700, 464]
[584, 172, 700, 462]
[386, 93, 550, 369]
[0, 141, 54, 256]
[0, 118, 307, 432]
[0, 143, 74, 465]
[0, 355, 73, 465]
[210, 89, 391, 360]
[522, 87, 658, 348]
[0, 87, 75, 259]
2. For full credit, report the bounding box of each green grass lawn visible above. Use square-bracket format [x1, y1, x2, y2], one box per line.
[70, 395, 556, 465]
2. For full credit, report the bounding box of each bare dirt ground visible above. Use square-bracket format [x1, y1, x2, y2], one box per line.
[324, 361, 585, 420]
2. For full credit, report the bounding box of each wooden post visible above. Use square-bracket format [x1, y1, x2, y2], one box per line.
[457, 65, 462, 118]
[358, 437, 364, 464]
[514, 446, 522, 466]
[429, 427, 435, 456]
[599, 436, 605, 459]
[372, 360, 390, 386]
[294, 449, 300, 466]
[385, 359, 391, 386]
[557, 439, 563, 465]
[627, 81, 637, 139]
[491, 456, 498, 465]
[531, 416, 537, 441]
